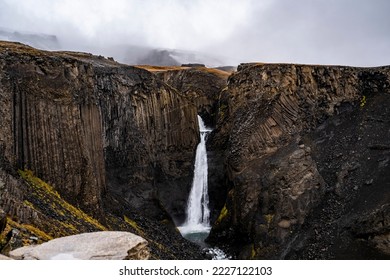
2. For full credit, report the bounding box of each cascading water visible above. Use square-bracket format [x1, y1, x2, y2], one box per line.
[178, 115, 230, 259]
[179, 115, 212, 240]
[185, 115, 212, 228]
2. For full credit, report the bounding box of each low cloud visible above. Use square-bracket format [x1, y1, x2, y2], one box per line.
[1, 0, 389, 66]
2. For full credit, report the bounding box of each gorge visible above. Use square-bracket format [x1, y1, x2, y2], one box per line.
[0, 41, 389, 260]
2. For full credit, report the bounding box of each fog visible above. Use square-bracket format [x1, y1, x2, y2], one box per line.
[1, 0, 389, 66]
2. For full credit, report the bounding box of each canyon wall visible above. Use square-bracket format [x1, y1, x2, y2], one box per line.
[0, 42, 198, 220]
[208, 63, 390, 259]
[156, 67, 228, 126]
[0, 42, 204, 258]
[154, 67, 229, 222]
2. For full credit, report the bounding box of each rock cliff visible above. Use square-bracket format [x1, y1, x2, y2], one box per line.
[0, 41, 203, 259]
[208, 63, 390, 259]
[155, 67, 229, 126]
[152, 66, 229, 223]
[0, 41, 199, 217]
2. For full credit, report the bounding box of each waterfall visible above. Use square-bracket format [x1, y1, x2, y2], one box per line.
[179, 115, 212, 234]
[178, 115, 231, 259]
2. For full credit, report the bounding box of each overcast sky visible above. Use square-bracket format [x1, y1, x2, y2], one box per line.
[0, 0, 389, 66]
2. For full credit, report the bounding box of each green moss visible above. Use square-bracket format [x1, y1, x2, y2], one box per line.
[216, 204, 228, 225]
[360, 95, 367, 107]
[250, 244, 256, 259]
[0, 217, 9, 249]
[264, 214, 274, 227]
[59, 222, 78, 234]
[19, 170, 60, 198]
[124, 216, 144, 235]
[19, 169, 107, 232]
[22, 224, 53, 241]
[23, 200, 36, 210]
[218, 104, 228, 119]
[6, 219, 52, 244]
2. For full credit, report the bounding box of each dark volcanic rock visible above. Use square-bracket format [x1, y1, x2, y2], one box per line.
[285, 89, 390, 260]
[0, 41, 203, 259]
[207, 63, 390, 259]
[154, 67, 229, 223]
[156, 67, 228, 127]
[0, 208, 6, 234]
[0, 41, 198, 221]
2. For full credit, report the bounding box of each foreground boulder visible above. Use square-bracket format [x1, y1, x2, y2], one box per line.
[9, 231, 149, 260]
[0, 254, 12, 260]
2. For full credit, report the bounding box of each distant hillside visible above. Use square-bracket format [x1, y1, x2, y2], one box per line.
[0, 28, 60, 50]
[0, 28, 226, 67]
[120, 46, 225, 67]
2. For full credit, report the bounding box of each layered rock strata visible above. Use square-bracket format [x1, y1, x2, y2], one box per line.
[0, 41, 198, 219]
[208, 63, 390, 259]
[0, 41, 203, 259]
[153, 66, 229, 223]
[155, 67, 229, 126]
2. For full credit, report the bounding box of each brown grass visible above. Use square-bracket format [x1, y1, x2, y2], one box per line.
[199, 67, 230, 79]
[0, 41, 46, 56]
[136, 65, 230, 79]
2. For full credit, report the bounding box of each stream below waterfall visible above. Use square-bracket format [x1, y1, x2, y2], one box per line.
[178, 115, 230, 260]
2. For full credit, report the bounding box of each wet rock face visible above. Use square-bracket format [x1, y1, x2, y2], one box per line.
[208, 63, 390, 259]
[0, 42, 198, 221]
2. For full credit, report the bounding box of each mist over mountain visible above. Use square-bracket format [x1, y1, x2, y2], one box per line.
[119, 47, 225, 66]
[1, 0, 389, 66]
[0, 27, 226, 66]
[0, 28, 60, 50]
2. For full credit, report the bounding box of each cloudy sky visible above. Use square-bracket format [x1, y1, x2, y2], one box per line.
[0, 0, 389, 66]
